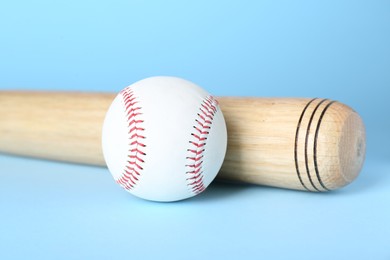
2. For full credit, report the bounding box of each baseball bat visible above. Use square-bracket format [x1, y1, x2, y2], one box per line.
[0, 91, 366, 192]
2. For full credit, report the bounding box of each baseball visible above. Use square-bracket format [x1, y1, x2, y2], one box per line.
[102, 76, 227, 202]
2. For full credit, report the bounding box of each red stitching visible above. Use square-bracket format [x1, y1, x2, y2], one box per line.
[115, 88, 146, 191]
[186, 95, 218, 194]
[203, 97, 218, 112]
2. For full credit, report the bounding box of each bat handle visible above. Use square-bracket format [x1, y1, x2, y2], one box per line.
[0, 91, 114, 165]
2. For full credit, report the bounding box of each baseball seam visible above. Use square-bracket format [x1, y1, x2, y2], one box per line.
[186, 96, 218, 194]
[115, 88, 146, 190]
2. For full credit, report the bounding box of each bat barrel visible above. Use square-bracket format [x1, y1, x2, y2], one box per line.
[0, 92, 366, 191]
[218, 97, 366, 191]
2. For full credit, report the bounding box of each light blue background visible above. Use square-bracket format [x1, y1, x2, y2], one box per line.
[0, 1, 389, 259]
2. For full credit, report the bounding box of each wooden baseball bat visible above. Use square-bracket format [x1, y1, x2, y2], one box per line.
[0, 92, 366, 192]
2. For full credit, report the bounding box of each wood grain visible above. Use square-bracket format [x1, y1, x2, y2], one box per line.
[217, 97, 366, 191]
[0, 92, 366, 191]
[0, 91, 113, 165]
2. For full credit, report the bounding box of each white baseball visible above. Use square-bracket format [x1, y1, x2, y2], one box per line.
[102, 76, 227, 202]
